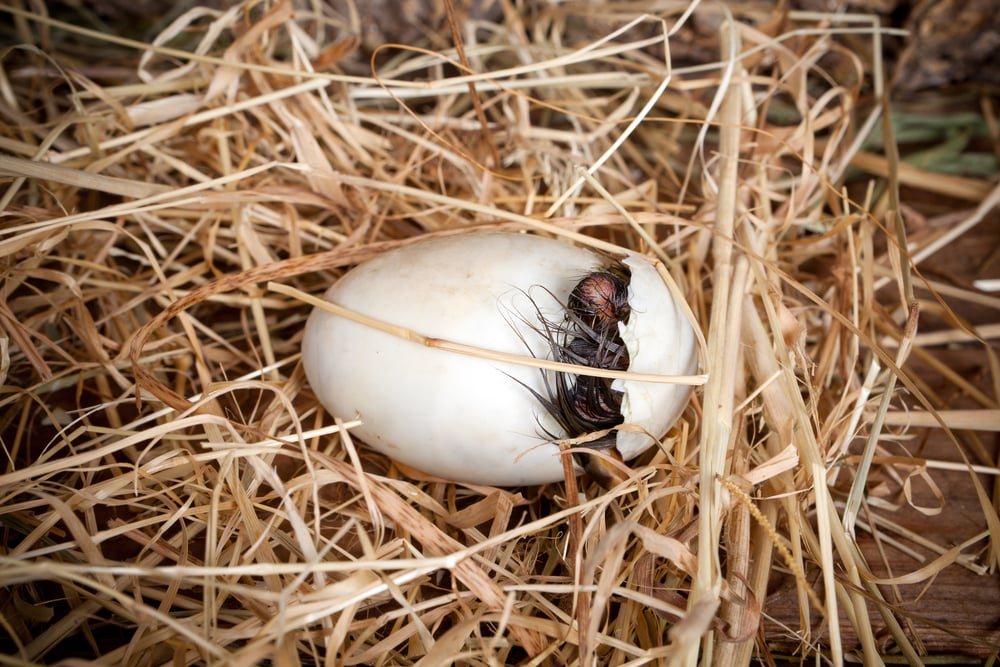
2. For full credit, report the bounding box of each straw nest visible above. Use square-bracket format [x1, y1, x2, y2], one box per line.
[1, 1, 998, 665]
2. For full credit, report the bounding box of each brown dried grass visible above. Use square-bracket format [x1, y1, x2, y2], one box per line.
[0, 1, 997, 665]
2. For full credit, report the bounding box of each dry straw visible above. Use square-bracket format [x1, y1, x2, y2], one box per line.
[0, 1, 997, 665]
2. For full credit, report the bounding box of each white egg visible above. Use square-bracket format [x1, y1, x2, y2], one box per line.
[302, 233, 697, 486]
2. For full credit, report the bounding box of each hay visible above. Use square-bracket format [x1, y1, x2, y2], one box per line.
[1, 1, 998, 665]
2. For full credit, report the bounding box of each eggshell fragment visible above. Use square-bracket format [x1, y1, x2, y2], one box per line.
[302, 233, 696, 486]
[614, 252, 698, 458]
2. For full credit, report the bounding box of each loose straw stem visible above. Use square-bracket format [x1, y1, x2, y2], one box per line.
[687, 17, 743, 667]
[268, 281, 707, 386]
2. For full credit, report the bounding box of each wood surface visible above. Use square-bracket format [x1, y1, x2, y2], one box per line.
[764, 195, 1000, 662]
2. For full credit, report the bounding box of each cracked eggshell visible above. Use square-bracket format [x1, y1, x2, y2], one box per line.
[302, 233, 697, 486]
